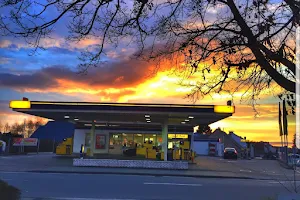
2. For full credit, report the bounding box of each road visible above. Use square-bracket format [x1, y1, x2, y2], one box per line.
[195, 156, 298, 178]
[0, 172, 295, 200]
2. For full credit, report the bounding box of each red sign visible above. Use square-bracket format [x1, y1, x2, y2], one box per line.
[95, 134, 106, 149]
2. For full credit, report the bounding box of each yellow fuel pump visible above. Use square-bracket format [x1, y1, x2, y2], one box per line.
[56, 138, 73, 155]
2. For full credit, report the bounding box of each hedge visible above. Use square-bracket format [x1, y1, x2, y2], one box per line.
[0, 179, 21, 200]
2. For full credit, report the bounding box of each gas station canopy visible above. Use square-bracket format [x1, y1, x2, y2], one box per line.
[9, 100, 235, 131]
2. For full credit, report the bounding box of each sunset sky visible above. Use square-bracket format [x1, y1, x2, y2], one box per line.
[0, 0, 296, 146]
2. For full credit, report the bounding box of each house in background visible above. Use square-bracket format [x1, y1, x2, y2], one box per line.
[193, 133, 223, 156]
[208, 128, 244, 154]
[228, 131, 247, 149]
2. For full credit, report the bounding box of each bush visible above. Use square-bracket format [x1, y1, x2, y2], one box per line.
[0, 179, 21, 200]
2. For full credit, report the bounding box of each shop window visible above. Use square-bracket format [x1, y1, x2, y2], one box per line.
[123, 133, 134, 148]
[134, 134, 143, 147]
[144, 134, 157, 145]
[111, 133, 122, 146]
[109, 133, 123, 154]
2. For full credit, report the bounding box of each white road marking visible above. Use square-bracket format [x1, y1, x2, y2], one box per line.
[143, 182, 202, 186]
[239, 169, 252, 173]
[0, 171, 69, 175]
[268, 181, 300, 184]
[24, 198, 138, 200]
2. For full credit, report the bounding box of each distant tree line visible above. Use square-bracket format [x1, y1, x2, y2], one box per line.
[0, 118, 47, 138]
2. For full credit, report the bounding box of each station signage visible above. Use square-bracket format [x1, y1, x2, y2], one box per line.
[13, 138, 38, 146]
[168, 134, 188, 139]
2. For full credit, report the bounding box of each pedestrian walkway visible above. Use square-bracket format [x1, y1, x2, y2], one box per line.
[27, 165, 268, 180]
[0, 153, 298, 181]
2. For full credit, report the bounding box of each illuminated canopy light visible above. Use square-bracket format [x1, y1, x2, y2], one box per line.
[64, 115, 70, 119]
[184, 119, 189, 122]
[188, 116, 194, 119]
[84, 124, 108, 127]
[74, 118, 79, 121]
[145, 115, 150, 118]
[9, 101, 31, 109]
[214, 105, 235, 114]
[181, 121, 186, 124]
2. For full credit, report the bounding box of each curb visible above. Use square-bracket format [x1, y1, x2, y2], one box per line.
[26, 170, 271, 180]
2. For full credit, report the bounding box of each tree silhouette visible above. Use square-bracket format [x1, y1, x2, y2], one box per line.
[0, 118, 47, 137]
[0, 0, 298, 104]
[0, 122, 3, 133]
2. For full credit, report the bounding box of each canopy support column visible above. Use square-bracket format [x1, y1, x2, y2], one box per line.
[89, 120, 96, 157]
[162, 120, 168, 161]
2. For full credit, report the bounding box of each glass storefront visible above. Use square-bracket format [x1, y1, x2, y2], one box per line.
[109, 133, 123, 154]
[134, 134, 143, 147]
[108, 132, 189, 154]
[122, 133, 134, 147]
[144, 134, 157, 145]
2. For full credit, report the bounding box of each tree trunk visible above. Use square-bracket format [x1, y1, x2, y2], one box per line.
[226, 0, 296, 93]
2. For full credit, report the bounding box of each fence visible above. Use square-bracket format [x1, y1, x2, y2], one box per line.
[0, 135, 60, 154]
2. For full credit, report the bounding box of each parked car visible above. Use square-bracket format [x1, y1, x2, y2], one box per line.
[224, 147, 238, 159]
[288, 154, 300, 167]
[263, 152, 277, 160]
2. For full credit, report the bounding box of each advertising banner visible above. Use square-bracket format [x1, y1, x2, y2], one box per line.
[13, 138, 38, 147]
[95, 134, 106, 149]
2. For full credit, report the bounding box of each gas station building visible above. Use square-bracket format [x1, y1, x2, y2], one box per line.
[9, 100, 235, 161]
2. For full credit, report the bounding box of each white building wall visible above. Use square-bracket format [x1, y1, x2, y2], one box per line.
[217, 143, 224, 157]
[73, 129, 110, 154]
[73, 129, 86, 153]
[194, 141, 209, 155]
